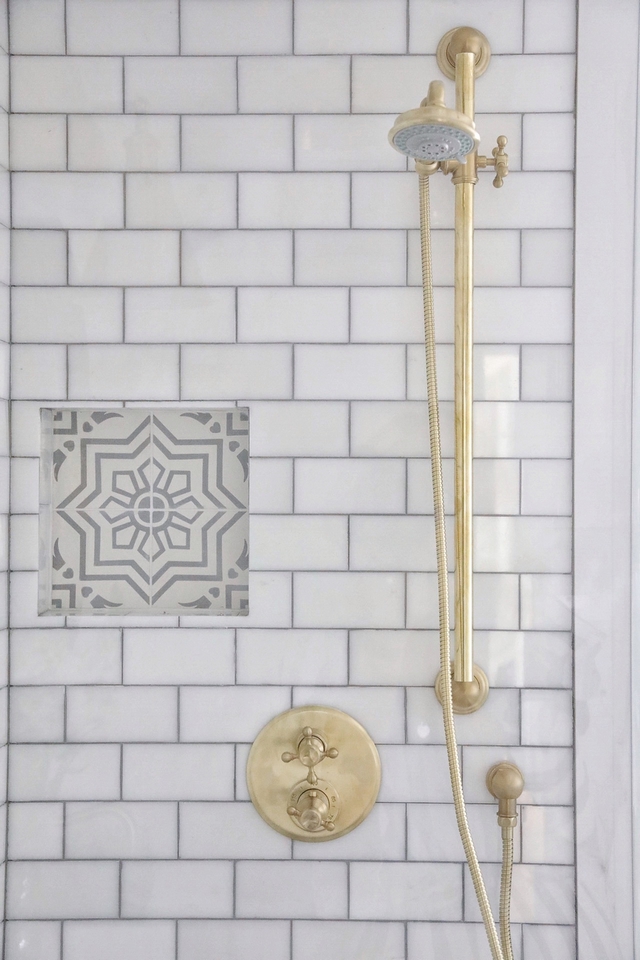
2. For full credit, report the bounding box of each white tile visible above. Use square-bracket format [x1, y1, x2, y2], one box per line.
[182, 230, 292, 286]
[123, 628, 234, 685]
[183, 571, 292, 629]
[127, 173, 236, 228]
[523, 113, 575, 171]
[5, 921, 61, 960]
[236, 862, 347, 919]
[522, 688, 573, 747]
[480, 55, 575, 112]
[13, 172, 122, 229]
[350, 862, 461, 921]
[350, 629, 440, 685]
[239, 56, 350, 113]
[295, 230, 405, 286]
[409, 0, 524, 53]
[237, 628, 347, 685]
[66, 686, 177, 742]
[409, 921, 522, 960]
[11, 56, 123, 113]
[66, 802, 177, 859]
[408, 344, 520, 402]
[11, 344, 66, 399]
[181, 0, 292, 54]
[462, 745, 573, 805]
[294, 572, 404, 628]
[408, 458, 520, 516]
[183, 116, 293, 172]
[179, 920, 290, 960]
[239, 173, 349, 229]
[10, 512, 35, 570]
[350, 515, 447, 571]
[476, 172, 573, 229]
[521, 573, 572, 630]
[352, 172, 421, 230]
[351, 287, 424, 343]
[377, 744, 451, 801]
[521, 344, 572, 401]
[10, 457, 39, 513]
[406, 572, 519, 630]
[63, 921, 176, 960]
[294, 804, 405, 862]
[10, 686, 64, 742]
[11, 230, 66, 286]
[247, 401, 349, 457]
[10, 114, 66, 170]
[521, 459, 572, 516]
[13, 287, 123, 343]
[475, 630, 573, 689]
[10, 628, 121, 684]
[408, 802, 520, 864]
[352, 55, 440, 113]
[249, 459, 293, 514]
[7, 862, 119, 920]
[125, 288, 234, 344]
[407, 229, 522, 287]
[464, 862, 574, 924]
[474, 402, 572, 458]
[252, 515, 347, 570]
[351, 401, 446, 458]
[8, 802, 63, 859]
[9, 0, 64, 53]
[292, 686, 404, 743]
[11, 570, 57, 628]
[238, 288, 348, 343]
[182, 344, 291, 399]
[476, 288, 573, 344]
[125, 56, 236, 113]
[122, 744, 234, 800]
[68, 116, 179, 172]
[525, 0, 576, 52]
[523, 923, 576, 960]
[522, 229, 573, 286]
[9, 743, 120, 801]
[293, 920, 404, 960]
[180, 686, 290, 743]
[67, 0, 178, 54]
[475, 516, 572, 573]
[68, 344, 179, 400]
[69, 230, 180, 286]
[295, 458, 405, 514]
[180, 802, 290, 859]
[295, 0, 406, 53]
[294, 115, 406, 171]
[522, 804, 574, 864]
[296, 345, 404, 399]
[408, 686, 520, 746]
[477, 112, 524, 171]
[122, 861, 233, 918]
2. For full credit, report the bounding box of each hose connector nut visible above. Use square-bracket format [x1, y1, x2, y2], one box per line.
[486, 761, 524, 828]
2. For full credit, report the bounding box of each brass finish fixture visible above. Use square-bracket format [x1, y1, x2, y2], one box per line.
[434, 662, 489, 713]
[246, 706, 381, 842]
[486, 762, 525, 960]
[436, 26, 492, 80]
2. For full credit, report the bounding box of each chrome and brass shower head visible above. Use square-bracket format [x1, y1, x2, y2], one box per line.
[388, 80, 480, 162]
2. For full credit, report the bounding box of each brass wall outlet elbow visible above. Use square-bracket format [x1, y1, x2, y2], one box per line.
[486, 761, 525, 829]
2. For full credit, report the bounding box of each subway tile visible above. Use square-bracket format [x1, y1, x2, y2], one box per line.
[293, 685, 404, 743]
[5, 921, 61, 960]
[182, 344, 292, 399]
[13, 287, 123, 343]
[11, 570, 58, 628]
[352, 55, 439, 113]
[409, 922, 522, 960]
[239, 56, 350, 113]
[465, 863, 574, 924]
[350, 862, 462, 920]
[8, 511, 32, 569]
[9, 744, 121, 801]
[252, 515, 347, 570]
[522, 688, 573, 747]
[239, 173, 349, 228]
[406, 572, 519, 630]
[474, 402, 572, 458]
[9, 0, 65, 53]
[237, 629, 347, 685]
[11, 56, 123, 113]
[521, 459, 572, 516]
[350, 630, 441, 686]
[179, 920, 290, 960]
[123, 628, 235, 685]
[11, 344, 66, 399]
[63, 921, 176, 960]
[238, 288, 348, 343]
[480, 55, 575, 112]
[8, 802, 63, 859]
[180, 802, 290, 859]
[123, 744, 234, 800]
[408, 802, 520, 864]
[6, 861, 119, 920]
[521, 573, 572, 630]
[68, 116, 180, 172]
[66, 686, 177, 742]
[182, 230, 292, 286]
[350, 515, 447, 571]
[180, 686, 290, 743]
[352, 171, 422, 230]
[523, 923, 576, 960]
[408, 229, 522, 287]
[248, 401, 349, 457]
[295, 344, 405, 399]
[68, 344, 179, 400]
[10, 628, 121, 685]
[475, 516, 572, 573]
[295, 0, 406, 54]
[295, 230, 406, 286]
[294, 572, 404, 628]
[293, 920, 404, 960]
[10, 458, 39, 513]
[294, 803, 405, 861]
[236, 861, 347, 919]
[13, 172, 123, 229]
[477, 112, 524, 171]
[522, 804, 574, 864]
[125, 57, 236, 114]
[183, 116, 293, 172]
[65, 802, 177, 859]
[408, 458, 519, 516]
[185, 571, 292, 629]
[525, 0, 577, 53]
[10, 114, 66, 170]
[523, 113, 575, 171]
[127, 173, 236, 228]
[295, 458, 406, 514]
[409, 0, 524, 53]
[11, 230, 67, 286]
[475, 288, 573, 343]
[295, 115, 406, 171]
[125, 288, 235, 343]
[522, 229, 573, 286]
[351, 401, 445, 458]
[181, 0, 292, 54]
[10, 686, 64, 742]
[408, 685, 520, 746]
[462, 745, 573, 805]
[122, 861, 233, 918]
[475, 631, 573, 689]
[377, 744, 451, 801]
[69, 230, 180, 286]
[250, 458, 293, 513]
[66, 0, 178, 54]
[475, 172, 573, 229]
[522, 344, 573, 401]
[350, 287, 424, 343]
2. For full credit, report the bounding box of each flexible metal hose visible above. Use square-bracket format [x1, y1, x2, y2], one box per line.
[418, 172, 506, 960]
[499, 831, 515, 960]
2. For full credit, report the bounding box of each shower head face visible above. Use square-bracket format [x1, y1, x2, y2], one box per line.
[388, 104, 481, 162]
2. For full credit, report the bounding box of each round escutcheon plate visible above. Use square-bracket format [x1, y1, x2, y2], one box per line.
[246, 705, 381, 842]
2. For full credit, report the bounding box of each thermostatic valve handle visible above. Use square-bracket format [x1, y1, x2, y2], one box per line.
[281, 726, 339, 785]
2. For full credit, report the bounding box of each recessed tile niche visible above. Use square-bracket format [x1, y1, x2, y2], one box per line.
[39, 407, 249, 616]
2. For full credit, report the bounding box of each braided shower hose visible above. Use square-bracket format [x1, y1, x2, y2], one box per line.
[418, 172, 513, 960]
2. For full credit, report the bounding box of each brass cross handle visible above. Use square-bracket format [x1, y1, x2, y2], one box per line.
[281, 726, 339, 785]
[287, 788, 336, 833]
[477, 135, 509, 188]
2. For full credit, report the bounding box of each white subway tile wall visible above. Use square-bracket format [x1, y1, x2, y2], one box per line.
[4, 2, 575, 959]
[0, 0, 7, 942]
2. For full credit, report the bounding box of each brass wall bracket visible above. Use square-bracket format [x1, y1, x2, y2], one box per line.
[434, 663, 489, 714]
[436, 26, 491, 80]
[247, 706, 381, 842]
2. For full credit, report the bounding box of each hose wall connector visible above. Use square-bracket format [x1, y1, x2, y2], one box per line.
[486, 762, 524, 829]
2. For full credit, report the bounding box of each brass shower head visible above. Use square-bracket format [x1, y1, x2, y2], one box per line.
[388, 80, 480, 162]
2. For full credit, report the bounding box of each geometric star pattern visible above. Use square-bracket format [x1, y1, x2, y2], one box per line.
[39, 407, 249, 615]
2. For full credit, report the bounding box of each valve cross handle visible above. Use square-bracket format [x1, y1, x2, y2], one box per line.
[281, 726, 339, 785]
